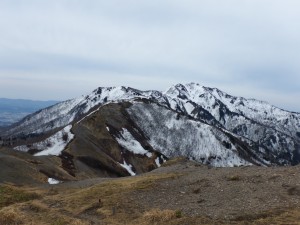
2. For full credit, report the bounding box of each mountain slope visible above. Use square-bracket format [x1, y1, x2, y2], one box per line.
[127, 101, 267, 167]
[10, 102, 167, 179]
[164, 83, 300, 140]
[1, 83, 300, 173]
[162, 84, 300, 163]
[0, 87, 157, 138]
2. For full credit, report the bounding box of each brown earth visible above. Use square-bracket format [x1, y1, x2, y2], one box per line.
[1, 157, 300, 224]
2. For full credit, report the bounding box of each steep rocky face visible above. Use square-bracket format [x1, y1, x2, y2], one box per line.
[1, 83, 300, 174]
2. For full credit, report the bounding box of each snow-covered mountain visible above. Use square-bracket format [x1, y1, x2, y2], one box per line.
[1, 87, 160, 137]
[162, 83, 300, 165]
[1, 83, 300, 177]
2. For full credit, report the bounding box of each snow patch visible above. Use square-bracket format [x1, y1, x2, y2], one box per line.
[15, 125, 74, 156]
[119, 160, 136, 176]
[116, 128, 152, 158]
[34, 125, 74, 156]
[155, 157, 161, 167]
[184, 102, 195, 114]
[48, 178, 60, 185]
[14, 145, 30, 152]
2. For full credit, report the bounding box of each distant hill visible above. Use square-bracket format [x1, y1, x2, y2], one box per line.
[0, 98, 60, 127]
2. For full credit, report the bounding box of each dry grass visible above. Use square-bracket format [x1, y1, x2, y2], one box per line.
[231, 208, 300, 225]
[226, 175, 241, 181]
[0, 208, 22, 225]
[3, 171, 300, 225]
[141, 209, 179, 224]
[27, 200, 48, 213]
[161, 157, 187, 167]
[0, 173, 180, 225]
[136, 207, 300, 225]
[0, 185, 39, 208]
[60, 173, 181, 224]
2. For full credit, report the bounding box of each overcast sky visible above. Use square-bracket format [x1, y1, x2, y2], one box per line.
[0, 0, 299, 112]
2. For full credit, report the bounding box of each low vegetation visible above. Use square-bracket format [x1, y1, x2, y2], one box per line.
[2, 162, 300, 224]
[161, 157, 187, 167]
[0, 173, 182, 225]
[142, 208, 182, 224]
[0, 185, 39, 208]
[226, 175, 241, 181]
[0, 185, 39, 225]
[0, 208, 22, 225]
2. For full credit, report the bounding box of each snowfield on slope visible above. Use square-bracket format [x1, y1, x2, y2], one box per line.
[128, 103, 251, 167]
[14, 125, 74, 156]
[116, 128, 152, 158]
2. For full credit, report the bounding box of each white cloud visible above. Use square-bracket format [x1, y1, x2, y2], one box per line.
[0, 0, 299, 111]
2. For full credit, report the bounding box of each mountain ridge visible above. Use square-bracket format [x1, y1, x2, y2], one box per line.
[1, 83, 299, 174]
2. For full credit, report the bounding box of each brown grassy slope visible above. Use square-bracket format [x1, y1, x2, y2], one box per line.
[0, 173, 180, 225]
[0, 147, 76, 185]
[1, 158, 300, 224]
[64, 102, 166, 179]
[0, 102, 166, 186]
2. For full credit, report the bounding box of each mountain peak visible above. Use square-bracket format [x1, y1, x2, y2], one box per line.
[2, 83, 300, 168]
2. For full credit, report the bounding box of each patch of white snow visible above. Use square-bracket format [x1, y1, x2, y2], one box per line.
[119, 160, 136, 176]
[116, 128, 152, 158]
[14, 126, 72, 154]
[48, 178, 60, 185]
[31, 125, 74, 156]
[155, 157, 161, 167]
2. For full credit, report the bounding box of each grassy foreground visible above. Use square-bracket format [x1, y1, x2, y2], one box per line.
[1, 166, 300, 225]
[0, 173, 183, 225]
